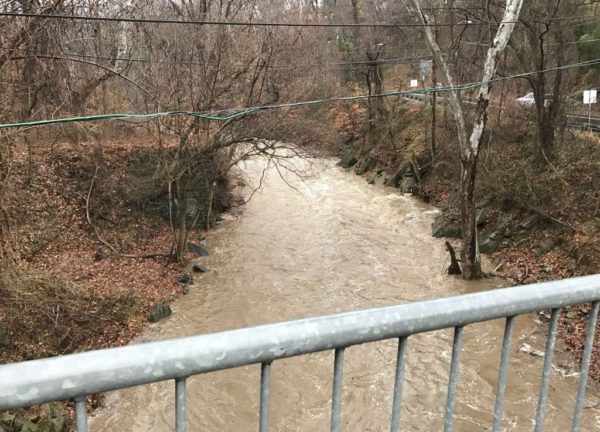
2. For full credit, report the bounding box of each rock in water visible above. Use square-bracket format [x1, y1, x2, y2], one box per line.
[148, 302, 172, 323]
[192, 263, 211, 273]
[354, 156, 373, 175]
[337, 153, 358, 169]
[400, 173, 417, 194]
[432, 211, 461, 238]
[175, 272, 191, 284]
[187, 242, 209, 256]
[373, 170, 391, 186]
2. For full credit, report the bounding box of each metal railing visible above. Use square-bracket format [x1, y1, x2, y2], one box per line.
[1, 274, 600, 432]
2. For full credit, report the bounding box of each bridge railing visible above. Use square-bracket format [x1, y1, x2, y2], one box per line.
[1, 275, 600, 432]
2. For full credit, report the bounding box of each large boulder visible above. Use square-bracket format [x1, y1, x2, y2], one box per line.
[370, 170, 391, 186]
[478, 214, 515, 254]
[192, 263, 211, 273]
[187, 242, 209, 257]
[354, 156, 373, 175]
[148, 302, 172, 323]
[337, 153, 358, 169]
[479, 231, 503, 254]
[386, 162, 413, 187]
[400, 174, 417, 194]
[432, 210, 461, 239]
[175, 273, 191, 284]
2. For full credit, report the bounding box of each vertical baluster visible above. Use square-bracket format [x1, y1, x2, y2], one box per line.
[534, 308, 560, 432]
[260, 362, 272, 432]
[75, 397, 88, 432]
[444, 326, 464, 432]
[571, 301, 600, 432]
[492, 316, 516, 432]
[175, 378, 187, 432]
[331, 348, 345, 432]
[390, 337, 409, 432]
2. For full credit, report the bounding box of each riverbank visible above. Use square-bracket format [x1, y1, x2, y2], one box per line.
[330, 99, 600, 381]
[0, 137, 244, 430]
[0, 152, 247, 431]
[2, 139, 181, 364]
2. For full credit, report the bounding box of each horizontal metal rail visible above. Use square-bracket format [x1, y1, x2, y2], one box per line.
[1, 274, 600, 432]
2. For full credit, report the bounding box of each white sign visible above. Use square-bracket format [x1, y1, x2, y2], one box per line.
[419, 60, 432, 79]
[410, 79, 418, 88]
[584, 89, 597, 104]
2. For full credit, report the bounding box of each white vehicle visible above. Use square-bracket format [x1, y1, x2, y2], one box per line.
[516, 92, 552, 106]
[516, 92, 535, 105]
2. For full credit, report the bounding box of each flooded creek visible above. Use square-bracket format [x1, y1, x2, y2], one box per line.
[90, 158, 600, 431]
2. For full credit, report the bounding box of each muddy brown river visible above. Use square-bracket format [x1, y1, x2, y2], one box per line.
[90, 158, 600, 431]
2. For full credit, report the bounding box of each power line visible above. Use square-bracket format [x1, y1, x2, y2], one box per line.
[1, 11, 599, 27]
[423, 9, 600, 23]
[2, 57, 599, 130]
[6, 51, 428, 69]
[0, 12, 430, 27]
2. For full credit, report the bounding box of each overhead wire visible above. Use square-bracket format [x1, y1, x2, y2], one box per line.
[5, 51, 431, 69]
[0, 12, 444, 27]
[1, 11, 599, 27]
[2, 57, 599, 130]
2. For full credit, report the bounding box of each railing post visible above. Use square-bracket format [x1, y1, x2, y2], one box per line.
[259, 362, 272, 432]
[331, 348, 345, 432]
[175, 378, 187, 432]
[75, 397, 88, 432]
[390, 337, 408, 432]
[492, 316, 515, 432]
[534, 308, 560, 432]
[571, 301, 600, 431]
[444, 326, 464, 432]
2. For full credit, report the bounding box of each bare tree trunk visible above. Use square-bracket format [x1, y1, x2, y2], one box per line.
[412, 0, 523, 280]
[460, 154, 480, 278]
[431, 58, 437, 162]
[205, 181, 217, 230]
[366, 43, 387, 145]
[175, 179, 188, 263]
[350, 0, 361, 51]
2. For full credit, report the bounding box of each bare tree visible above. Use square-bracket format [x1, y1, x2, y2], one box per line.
[506, 0, 580, 159]
[411, 0, 523, 279]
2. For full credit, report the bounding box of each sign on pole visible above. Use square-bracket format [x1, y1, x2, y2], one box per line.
[584, 90, 597, 131]
[410, 79, 418, 88]
[419, 60, 432, 80]
[583, 89, 597, 104]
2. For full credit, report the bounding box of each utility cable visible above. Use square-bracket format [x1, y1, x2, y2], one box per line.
[6, 51, 431, 68]
[1, 57, 599, 130]
[3, 11, 600, 27]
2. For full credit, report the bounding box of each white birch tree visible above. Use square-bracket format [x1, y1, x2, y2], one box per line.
[410, 0, 524, 279]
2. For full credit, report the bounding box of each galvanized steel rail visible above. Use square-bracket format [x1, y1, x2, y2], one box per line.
[1, 274, 600, 431]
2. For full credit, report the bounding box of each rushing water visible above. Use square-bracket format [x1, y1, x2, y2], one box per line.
[90, 158, 600, 431]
